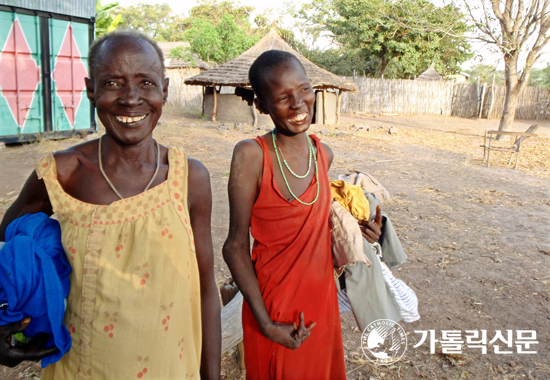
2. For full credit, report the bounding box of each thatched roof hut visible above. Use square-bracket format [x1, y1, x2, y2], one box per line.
[416, 63, 443, 81]
[185, 30, 356, 126]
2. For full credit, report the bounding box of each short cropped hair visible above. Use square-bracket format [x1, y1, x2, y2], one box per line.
[249, 50, 304, 100]
[88, 30, 165, 81]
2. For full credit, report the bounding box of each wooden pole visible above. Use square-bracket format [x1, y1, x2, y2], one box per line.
[336, 90, 341, 125]
[536, 87, 540, 120]
[212, 85, 218, 122]
[478, 83, 487, 119]
[323, 88, 328, 125]
[201, 86, 205, 118]
[487, 73, 495, 119]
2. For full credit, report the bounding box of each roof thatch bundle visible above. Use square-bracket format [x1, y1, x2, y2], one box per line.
[184, 30, 356, 92]
[157, 41, 209, 70]
[416, 63, 443, 81]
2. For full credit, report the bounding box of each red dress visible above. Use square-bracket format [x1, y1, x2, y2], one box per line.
[242, 135, 346, 380]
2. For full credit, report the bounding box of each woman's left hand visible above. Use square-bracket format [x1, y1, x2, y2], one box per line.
[358, 205, 383, 244]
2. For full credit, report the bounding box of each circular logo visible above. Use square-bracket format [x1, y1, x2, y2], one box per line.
[360, 319, 407, 365]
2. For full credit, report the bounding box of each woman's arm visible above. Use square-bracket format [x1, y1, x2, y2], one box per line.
[321, 142, 334, 169]
[222, 140, 313, 350]
[0, 171, 52, 240]
[188, 158, 221, 380]
[0, 172, 58, 367]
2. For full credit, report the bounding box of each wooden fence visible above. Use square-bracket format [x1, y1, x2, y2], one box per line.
[340, 77, 550, 120]
[340, 77, 455, 116]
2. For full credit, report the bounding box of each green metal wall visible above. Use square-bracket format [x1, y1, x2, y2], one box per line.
[0, 11, 43, 137]
[0, 9, 93, 141]
[50, 19, 90, 132]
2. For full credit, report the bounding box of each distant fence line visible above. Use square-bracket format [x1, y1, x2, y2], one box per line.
[173, 73, 550, 121]
[340, 76, 550, 120]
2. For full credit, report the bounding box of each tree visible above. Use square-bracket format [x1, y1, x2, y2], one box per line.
[540, 64, 550, 87]
[462, 0, 550, 133]
[182, 0, 261, 64]
[465, 63, 506, 84]
[95, 0, 122, 37]
[187, 0, 255, 28]
[185, 19, 223, 63]
[118, 3, 186, 41]
[169, 46, 200, 67]
[300, 0, 472, 78]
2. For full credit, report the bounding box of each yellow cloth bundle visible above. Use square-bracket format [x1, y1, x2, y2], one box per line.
[329, 180, 370, 221]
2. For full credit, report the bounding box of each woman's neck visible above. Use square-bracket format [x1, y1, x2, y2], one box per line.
[100, 135, 158, 169]
[272, 130, 310, 152]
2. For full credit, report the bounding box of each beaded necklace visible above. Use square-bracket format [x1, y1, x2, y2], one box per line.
[98, 135, 160, 200]
[272, 130, 319, 206]
[276, 140, 312, 179]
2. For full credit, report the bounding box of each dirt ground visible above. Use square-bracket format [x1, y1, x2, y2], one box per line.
[1, 109, 549, 380]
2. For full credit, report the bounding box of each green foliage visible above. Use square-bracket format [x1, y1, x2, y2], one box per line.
[118, 3, 186, 41]
[300, 0, 472, 78]
[465, 64, 550, 88]
[182, 0, 261, 64]
[95, 0, 122, 37]
[168, 46, 199, 67]
[188, 0, 255, 28]
[299, 47, 367, 76]
[185, 18, 223, 63]
[465, 64, 504, 85]
[527, 66, 550, 87]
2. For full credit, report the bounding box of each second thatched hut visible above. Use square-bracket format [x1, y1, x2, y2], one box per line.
[184, 30, 356, 127]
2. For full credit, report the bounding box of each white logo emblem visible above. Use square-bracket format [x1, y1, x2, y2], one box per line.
[361, 319, 407, 365]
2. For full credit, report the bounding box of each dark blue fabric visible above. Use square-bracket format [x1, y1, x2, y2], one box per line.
[0, 213, 71, 367]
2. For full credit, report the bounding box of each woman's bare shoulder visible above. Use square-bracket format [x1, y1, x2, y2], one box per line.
[52, 138, 98, 180]
[233, 138, 263, 161]
[187, 157, 210, 184]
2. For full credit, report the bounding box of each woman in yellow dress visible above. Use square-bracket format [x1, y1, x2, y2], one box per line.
[0, 31, 220, 379]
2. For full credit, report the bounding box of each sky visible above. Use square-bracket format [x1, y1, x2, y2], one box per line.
[115, 0, 550, 70]
[116, 0, 283, 17]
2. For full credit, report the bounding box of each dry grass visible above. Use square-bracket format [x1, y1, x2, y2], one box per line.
[353, 127, 550, 176]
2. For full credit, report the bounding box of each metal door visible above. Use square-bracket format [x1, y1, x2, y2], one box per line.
[0, 11, 43, 137]
[50, 19, 90, 132]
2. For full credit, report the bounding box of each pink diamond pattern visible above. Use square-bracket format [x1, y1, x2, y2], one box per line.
[52, 24, 88, 127]
[0, 18, 41, 129]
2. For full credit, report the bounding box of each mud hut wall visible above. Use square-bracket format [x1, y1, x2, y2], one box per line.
[202, 90, 337, 126]
[165, 68, 204, 109]
[204, 94, 252, 124]
[340, 77, 454, 116]
[315, 91, 337, 125]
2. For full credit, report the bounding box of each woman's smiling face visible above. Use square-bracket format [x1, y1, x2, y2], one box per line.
[255, 58, 315, 136]
[85, 36, 169, 145]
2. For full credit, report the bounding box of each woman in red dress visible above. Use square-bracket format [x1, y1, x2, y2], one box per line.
[223, 50, 346, 379]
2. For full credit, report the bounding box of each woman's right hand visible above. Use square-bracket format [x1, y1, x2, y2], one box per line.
[0, 318, 59, 367]
[261, 312, 316, 350]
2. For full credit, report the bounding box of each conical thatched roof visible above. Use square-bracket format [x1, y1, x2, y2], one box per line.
[416, 63, 443, 81]
[184, 30, 356, 92]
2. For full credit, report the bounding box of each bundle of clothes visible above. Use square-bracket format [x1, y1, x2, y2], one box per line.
[329, 171, 420, 331]
[0, 213, 71, 367]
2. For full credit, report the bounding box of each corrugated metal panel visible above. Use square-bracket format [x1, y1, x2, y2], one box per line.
[0, 0, 95, 19]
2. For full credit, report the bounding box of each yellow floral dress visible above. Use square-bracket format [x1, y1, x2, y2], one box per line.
[36, 147, 201, 380]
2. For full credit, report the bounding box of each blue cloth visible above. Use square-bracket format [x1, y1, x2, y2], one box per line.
[0, 213, 71, 367]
